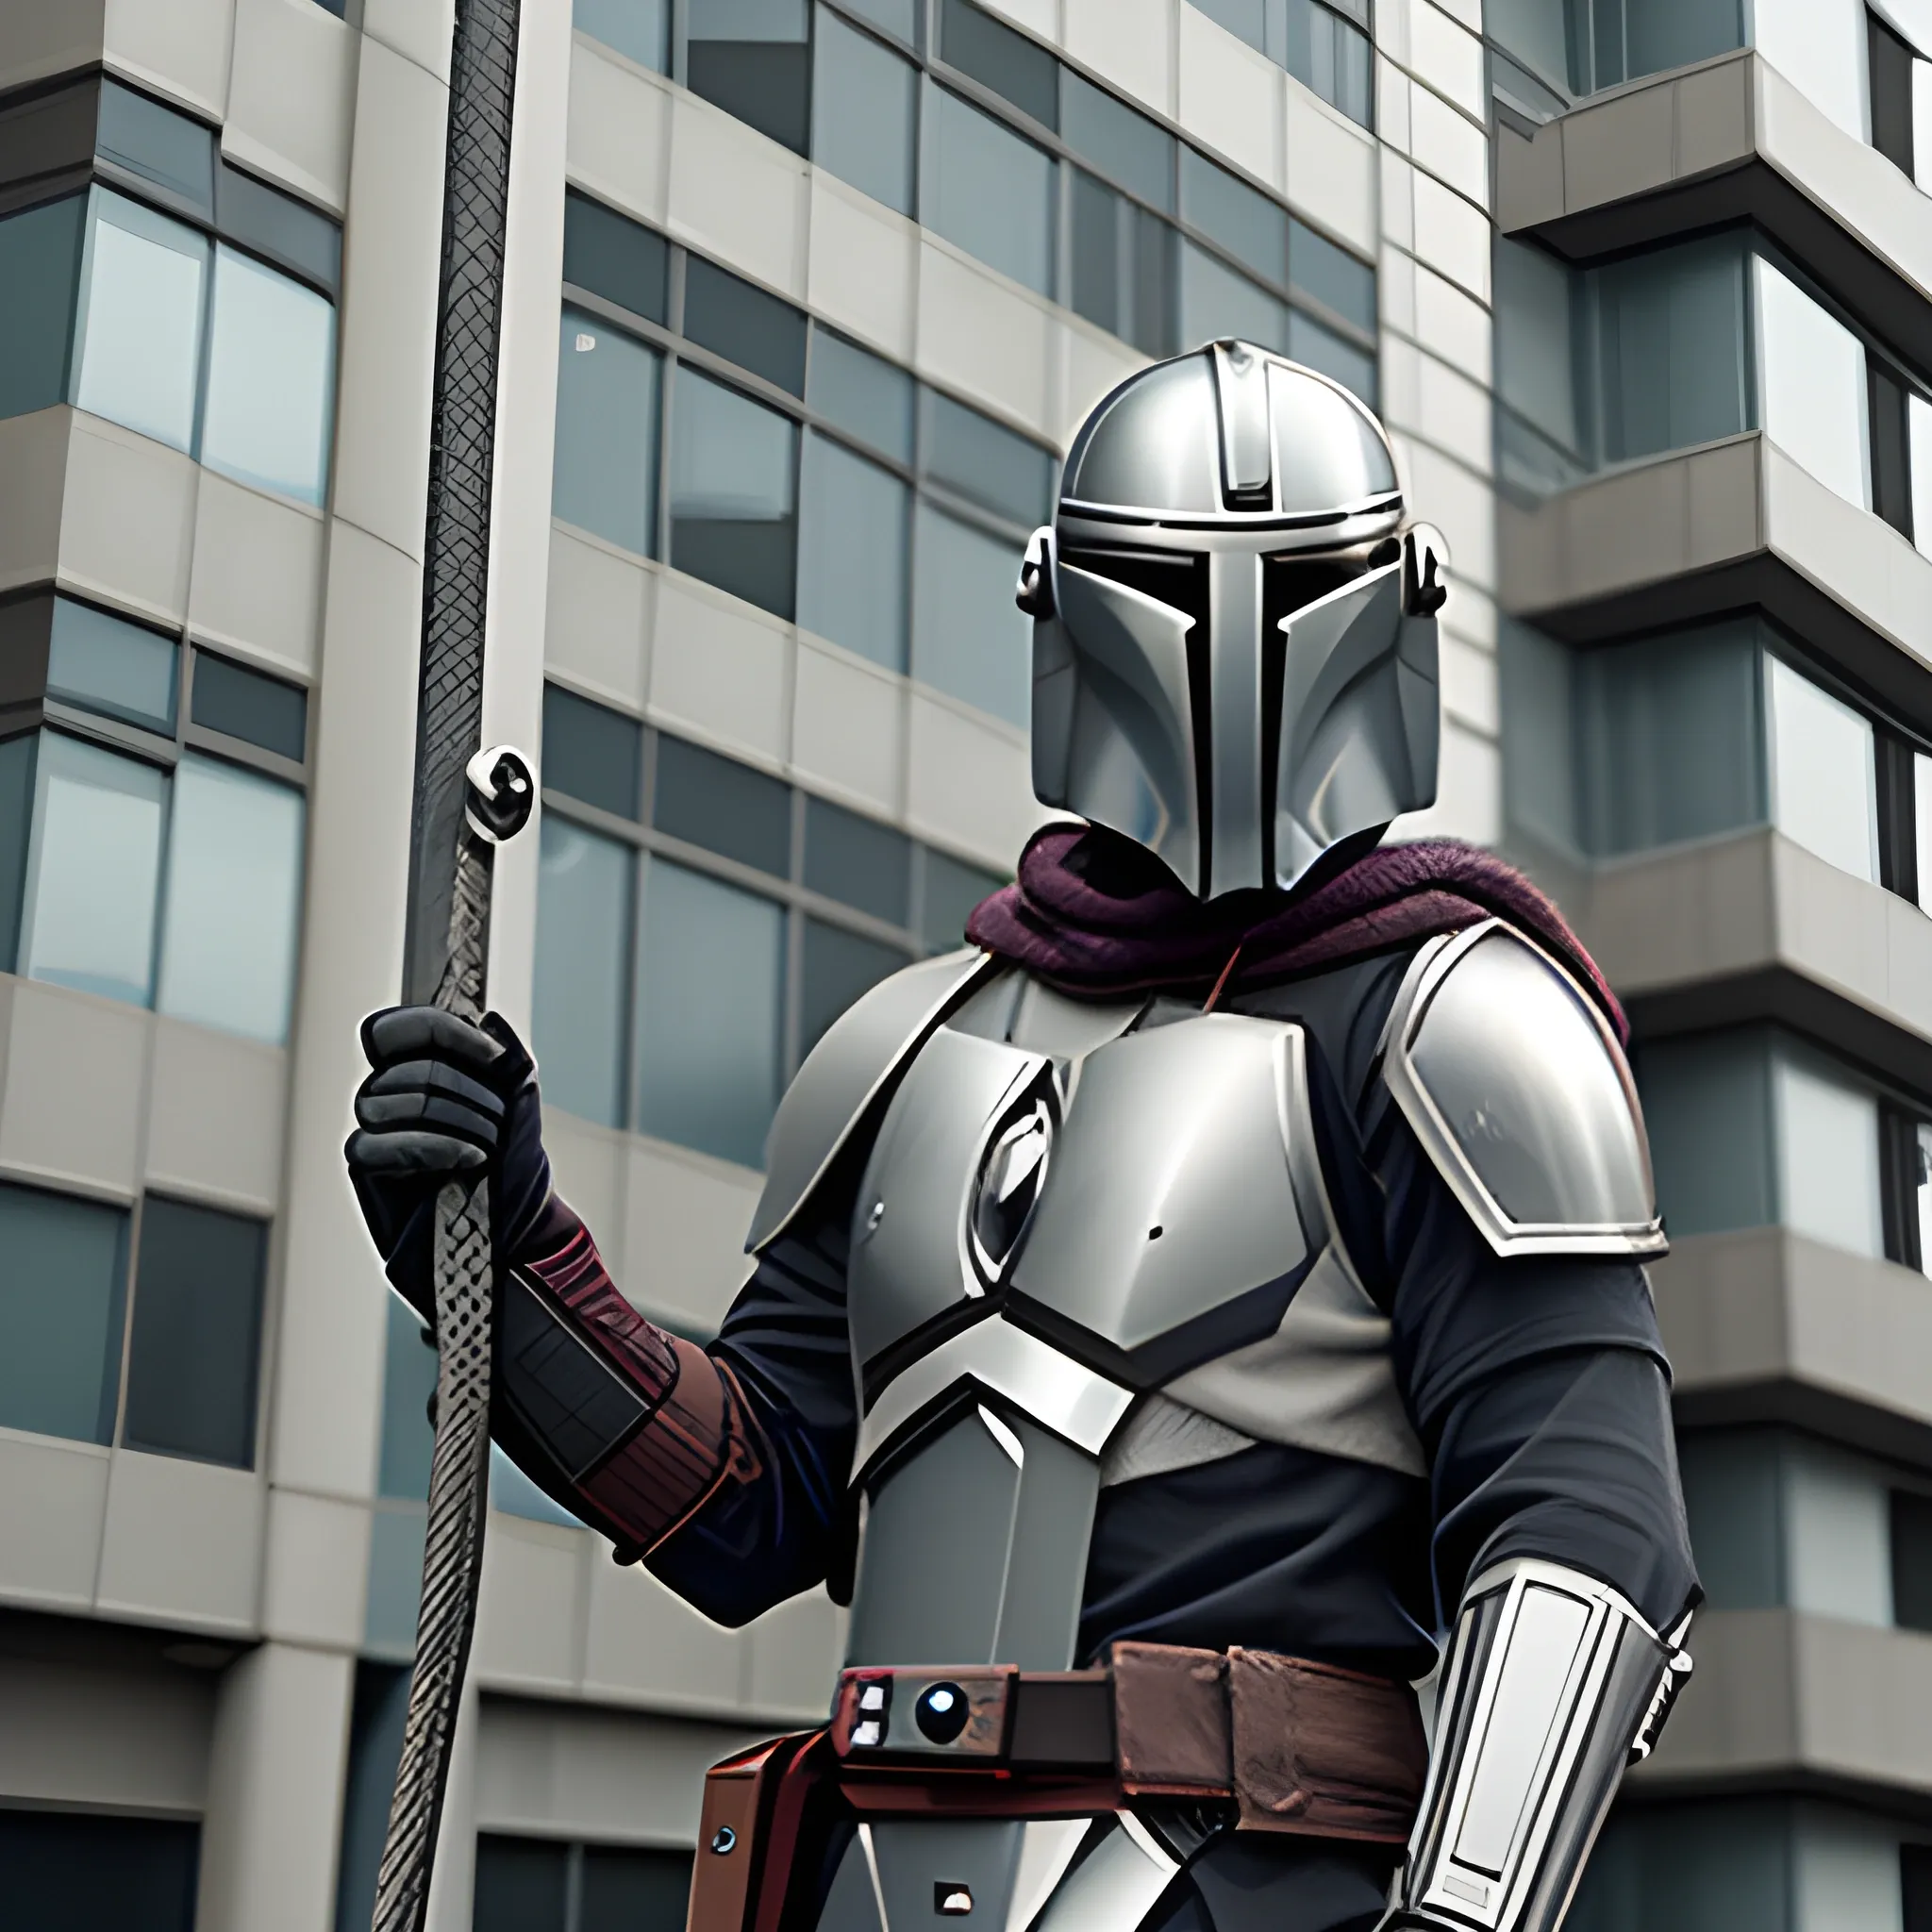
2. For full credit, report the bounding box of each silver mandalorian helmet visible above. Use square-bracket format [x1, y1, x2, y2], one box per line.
[1018, 341, 1447, 899]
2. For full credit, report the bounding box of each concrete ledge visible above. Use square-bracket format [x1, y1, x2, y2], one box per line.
[1501, 432, 1932, 730]
[1498, 49, 1932, 370]
[1654, 1226, 1932, 1465]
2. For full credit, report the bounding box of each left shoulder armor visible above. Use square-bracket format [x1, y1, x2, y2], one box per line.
[1379, 920, 1665, 1259]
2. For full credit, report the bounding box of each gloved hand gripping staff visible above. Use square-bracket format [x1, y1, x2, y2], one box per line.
[369, 1, 528, 1926]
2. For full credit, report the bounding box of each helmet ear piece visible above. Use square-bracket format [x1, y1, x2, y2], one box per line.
[1016, 525, 1058, 619]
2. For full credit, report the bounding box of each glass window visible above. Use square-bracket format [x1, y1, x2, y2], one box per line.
[1284, 0, 1372, 126]
[0, 1180, 127, 1445]
[808, 328, 915, 462]
[912, 504, 1030, 725]
[0, 1811, 200, 1932]
[923, 391, 1055, 525]
[1289, 310, 1376, 404]
[1765, 656, 1878, 881]
[1071, 173, 1176, 359]
[939, 0, 1059, 125]
[378, 1293, 436, 1498]
[1566, 1801, 1788, 1932]
[635, 858, 786, 1167]
[1907, 391, 1932, 563]
[1061, 72, 1174, 211]
[1677, 1432, 1782, 1610]
[554, 306, 661, 555]
[573, 0, 671, 71]
[1638, 1030, 1775, 1240]
[333, 1661, 411, 1932]
[1896, 1489, 1932, 1632]
[653, 734, 792, 874]
[97, 78, 216, 217]
[805, 794, 911, 923]
[797, 432, 910, 671]
[217, 162, 341, 293]
[920, 82, 1057, 297]
[1915, 1118, 1932, 1273]
[532, 816, 632, 1126]
[122, 1194, 267, 1467]
[72, 190, 208, 452]
[1193, 0, 1279, 56]
[670, 367, 798, 617]
[1180, 150, 1288, 285]
[154, 756, 305, 1043]
[1916, 749, 1932, 915]
[1494, 236, 1586, 481]
[475, 1838, 570, 1932]
[0, 735, 33, 974]
[581, 1847, 695, 1932]
[19, 732, 166, 1008]
[802, 918, 907, 1056]
[812, 5, 919, 216]
[562, 191, 669, 322]
[0, 195, 85, 421]
[1774, 1042, 1882, 1256]
[1290, 217, 1374, 333]
[683, 257, 808, 395]
[47, 598, 177, 733]
[1179, 241, 1290, 354]
[1754, 257, 1869, 508]
[542, 685, 643, 819]
[190, 650, 308, 760]
[686, 0, 811, 155]
[922, 849, 1002, 950]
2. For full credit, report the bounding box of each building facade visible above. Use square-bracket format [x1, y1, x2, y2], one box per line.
[0, 0, 1924, 1927]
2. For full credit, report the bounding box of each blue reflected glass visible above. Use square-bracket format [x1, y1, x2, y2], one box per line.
[0, 1180, 128, 1444]
[797, 432, 910, 671]
[47, 598, 177, 733]
[554, 306, 662, 555]
[911, 506, 1030, 726]
[920, 82, 1057, 297]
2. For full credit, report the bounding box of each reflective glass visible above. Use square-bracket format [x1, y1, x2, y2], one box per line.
[635, 858, 785, 1167]
[1494, 237, 1583, 462]
[1566, 1802, 1787, 1932]
[1071, 173, 1176, 359]
[1061, 73, 1174, 212]
[813, 5, 919, 215]
[1917, 750, 1932, 917]
[97, 78, 216, 217]
[199, 245, 335, 503]
[0, 735, 33, 974]
[1774, 1044, 1881, 1257]
[378, 1294, 436, 1498]
[670, 368, 798, 617]
[802, 919, 907, 1057]
[217, 163, 341, 293]
[73, 191, 208, 452]
[921, 82, 1057, 297]
[155, 756, 305, 1043]
[841, 0, 920, 41]
[684, 256, 808, 395]
[1911, 391, 1932, 562]
[808, 329, 915, 462]
[921, 848, 1003, 950]
[686, 0, 811, 155]
[1765, 656, 1877, 882]
[532, 815, 632, 1126]
[475, 1838, 570, 1932]
[190, 650, 308, 760]
[0, 196, 85, 421]
[1754, 258, 1868, 508]
[20, 732, 165, 1007]
[797, 432, 910, 671]
[541, 686, 642, 819]
[1284, 0, 1372, 126]
[1289, 218, 1374, 332]
[1917, 59, 1932, 192]
[123, 1195, 266, 1467]
[562, 191, 669, 321]
[554, 306, 661, 555]
[1637, 1030, 1774, 1239]
[1179, 242, 1289, 354]
[923, 391, 1055, 524]
[1191, 0, 1283, 58]
[940, 0, 1058, 125]
[1180, 151, 1288, 286]
[911, 505, 1030, 725]
[47, 598, 177, 733]
[1289, 310, 1376, 405]
[653, 734, 792, 874]
[1897, 1487, 1932, 1626]
[805, 794, 911, 924]
[573, 0, 671, 70]
[581, 1847, 696, 1932]
[0, 1180, 127, 1445]
[0, 1810, 200, 1932]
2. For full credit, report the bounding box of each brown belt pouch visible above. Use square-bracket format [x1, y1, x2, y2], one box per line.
[687, 1730, 843, 1932]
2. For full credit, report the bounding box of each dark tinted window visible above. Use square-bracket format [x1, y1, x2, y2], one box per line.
[802, 919, 907, 1055]
[0, 1810, 200, 1932]
[218, 162, 342, 292]
[941, 0, 1058, 126]
[332, 1661, 410, 1932]
[544, 686, 644, 819]
[48, 597, 177, 733]
[685, 0, 812, 154]
[581, 1846, 695, 1932]
[923, 391, 1053, 524]
[1895, 1490, 1932, 1633]
[1290, 216, 1374, 333]
[805, 795, 911, 924]
[1181, 149, 1287, 284]
[922, 849, 1003, 950]
[653, 733, 791, 874]
[97, 78, 215, 217]
[190, 651, 308, 760]
[475, 1836, 570, 1932]
[668, 368, 799, 618]
[684, 256, 808, 395]
[123, 1195, 268, 1468]
[808, 328, 915, 463]
[1060, 71, 1174, 211]
[563, 191, 670, 322]
[0, 1179, 128, 1445]
[1907, 1843, 1932, 1932]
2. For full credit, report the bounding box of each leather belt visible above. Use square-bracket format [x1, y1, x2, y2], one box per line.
[829, 1641, 1428, 1845]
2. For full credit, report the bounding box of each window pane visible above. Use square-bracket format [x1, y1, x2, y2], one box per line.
[1637, 1030, 1774, 1239]
[1290, 217, 1374, 332]
[581, 1845, 696, 1932]
[0, 734, 34, 974]
[1916, 750, 1932, 916]
[190, 650, 308, 760]
[1179, 241, 1289, 354]
[0, 1810, 200, 1932]
[21, 731, 165, 1007]
[652, 735, 791, 874]
[686, 0, 811, 154]
[378, 1293, 436, 1498]
[911, 505, 1030, 725]
[0, 195, 85, 421]
[670, 367, 799, 617]
[940, 0, 1058, 125]
[1766, 656, 1877, 882]
[1895, 1488, 1932, 1630]
[74, 190, 208, 451]
[636, 859, 785, 1167]
[802, 918, 908, 1057]
[48, 597, 177, 733]
[1070, 172, 1177, 359]
[921, 848, 1003, 950]
[123, 1194, 267, 1467]
[1289, 309, 1376, 405]
[1907, 391, 1932, 562]
[474, 1837, 570, 1932]
[842, 0, 920, 42]
[812, 5, 919, 216]
[684, 256, 808, 394]
[797, 433, 910, 671]
[921, 82, 1057, 297]
[1061, 72, 1174, 212]
[1180, 150, 1288, 286]
[1285, 1, 1372, 125]
[542, 686, 642, 819]
[0, 1181, 127, 1443]
[808, 329, 915, 462]
[1774, 1043, 1881, 1256]
[1754, 256, 1868, 508]
[562, 190, 669, 321]
[491, 1441, 583, 1525]
[554, 305, 661, 555]
[155, 757, 304, 1042]
[97, 78, 216, 217]
[1192, 0, 1283, 59]
[923, 391, 1055, 525]
[805, 794, 911, 924]
[532, 815, 632, 1126]
[573, 0, 671, 71]
[200, 244, 335, 503]
[217, 162, 342, 292]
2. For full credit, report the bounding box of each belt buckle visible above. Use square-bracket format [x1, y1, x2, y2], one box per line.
[832, 1666, 1017, 1761]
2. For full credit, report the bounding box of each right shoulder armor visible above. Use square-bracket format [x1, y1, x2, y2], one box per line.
[745, 948, 995, 1253]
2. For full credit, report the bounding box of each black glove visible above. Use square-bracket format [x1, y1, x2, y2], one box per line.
[344, 1006, 553, 1319]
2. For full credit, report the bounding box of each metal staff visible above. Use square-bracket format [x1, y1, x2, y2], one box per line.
[371, 0, 528, 1925]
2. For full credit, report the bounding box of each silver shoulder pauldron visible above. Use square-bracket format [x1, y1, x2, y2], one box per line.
[1379, 921, 1665, 1259]
[745, 948, 996, 1253]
